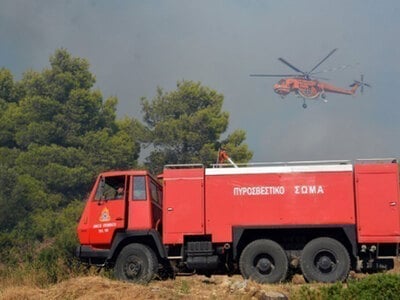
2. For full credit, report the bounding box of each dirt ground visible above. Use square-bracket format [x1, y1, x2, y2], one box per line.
[1, 259, 399, 300]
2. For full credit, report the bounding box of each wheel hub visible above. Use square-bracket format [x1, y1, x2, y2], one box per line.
[316, 255, 334, 271]
[126, 260, 141, 277]
[256, 258, 273, 273]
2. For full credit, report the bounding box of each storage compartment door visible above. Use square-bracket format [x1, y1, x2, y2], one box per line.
[356, 171, 400, 240]
[163, 169, 205, 244]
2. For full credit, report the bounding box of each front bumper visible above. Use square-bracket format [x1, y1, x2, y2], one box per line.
[75, 245, 110, 265]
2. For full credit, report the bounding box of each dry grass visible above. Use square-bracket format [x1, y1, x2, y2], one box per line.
[0, 274, 298, 300]
[0, 259, 399, 300]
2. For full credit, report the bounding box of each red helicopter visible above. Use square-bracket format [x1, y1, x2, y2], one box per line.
[251, 49, 370, 108]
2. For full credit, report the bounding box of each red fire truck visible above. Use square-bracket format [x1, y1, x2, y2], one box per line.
[76, 159, 400, 283]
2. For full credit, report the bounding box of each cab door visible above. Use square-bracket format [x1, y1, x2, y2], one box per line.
[87, 175, 128, 246]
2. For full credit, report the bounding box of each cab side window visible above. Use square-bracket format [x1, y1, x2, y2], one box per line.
[94, 175, 125, 201]
[150, 181, 160, 204]
[133, 176, 147, 200]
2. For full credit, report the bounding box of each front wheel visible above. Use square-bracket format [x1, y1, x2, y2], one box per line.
[239, 239, 288, 283]
[300, 237, 350, 283]
[114, 243, 158, 283]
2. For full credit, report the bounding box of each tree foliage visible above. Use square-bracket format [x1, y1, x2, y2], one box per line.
[0, 49, 143, 282]
[141, 80, 252, 173]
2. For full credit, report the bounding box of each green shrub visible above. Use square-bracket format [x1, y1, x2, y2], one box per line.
[342, 274, 400, 300]
[0, 200, 85, 286]
[292, 274, 400, 300]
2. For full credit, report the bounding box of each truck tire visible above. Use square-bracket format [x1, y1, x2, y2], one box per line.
[239, 239, 288, 283]
[114, 243, 158, 283]
[300, 237, 350, 283]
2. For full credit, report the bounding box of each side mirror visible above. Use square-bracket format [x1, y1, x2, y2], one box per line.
[100, 177, 105, 189]
[97, 177, 106, 205]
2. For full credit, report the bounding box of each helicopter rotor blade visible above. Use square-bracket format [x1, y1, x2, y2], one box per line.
[309, 48, 338, 74]
[278, 57, 306, 75]
[361, 74, 364, 93]
[360, 74, 371, 92]
[250, 73, 330, 80]
[310, 76, 330, 80]
[250, 74, 300, 77]
[312, 63, 356, 75]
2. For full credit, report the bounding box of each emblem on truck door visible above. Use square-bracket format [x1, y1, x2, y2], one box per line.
[99, 207, 111, 222]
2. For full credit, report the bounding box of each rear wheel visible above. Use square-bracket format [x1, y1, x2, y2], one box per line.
[239, 239, 288, 283]
[114, 243, 158, 283]
[300, 237, 350, 283]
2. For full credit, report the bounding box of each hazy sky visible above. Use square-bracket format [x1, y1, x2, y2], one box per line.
[1, 0, 400, 162]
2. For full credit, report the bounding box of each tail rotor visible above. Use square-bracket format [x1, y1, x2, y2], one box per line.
[350, 74, 371, 94]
